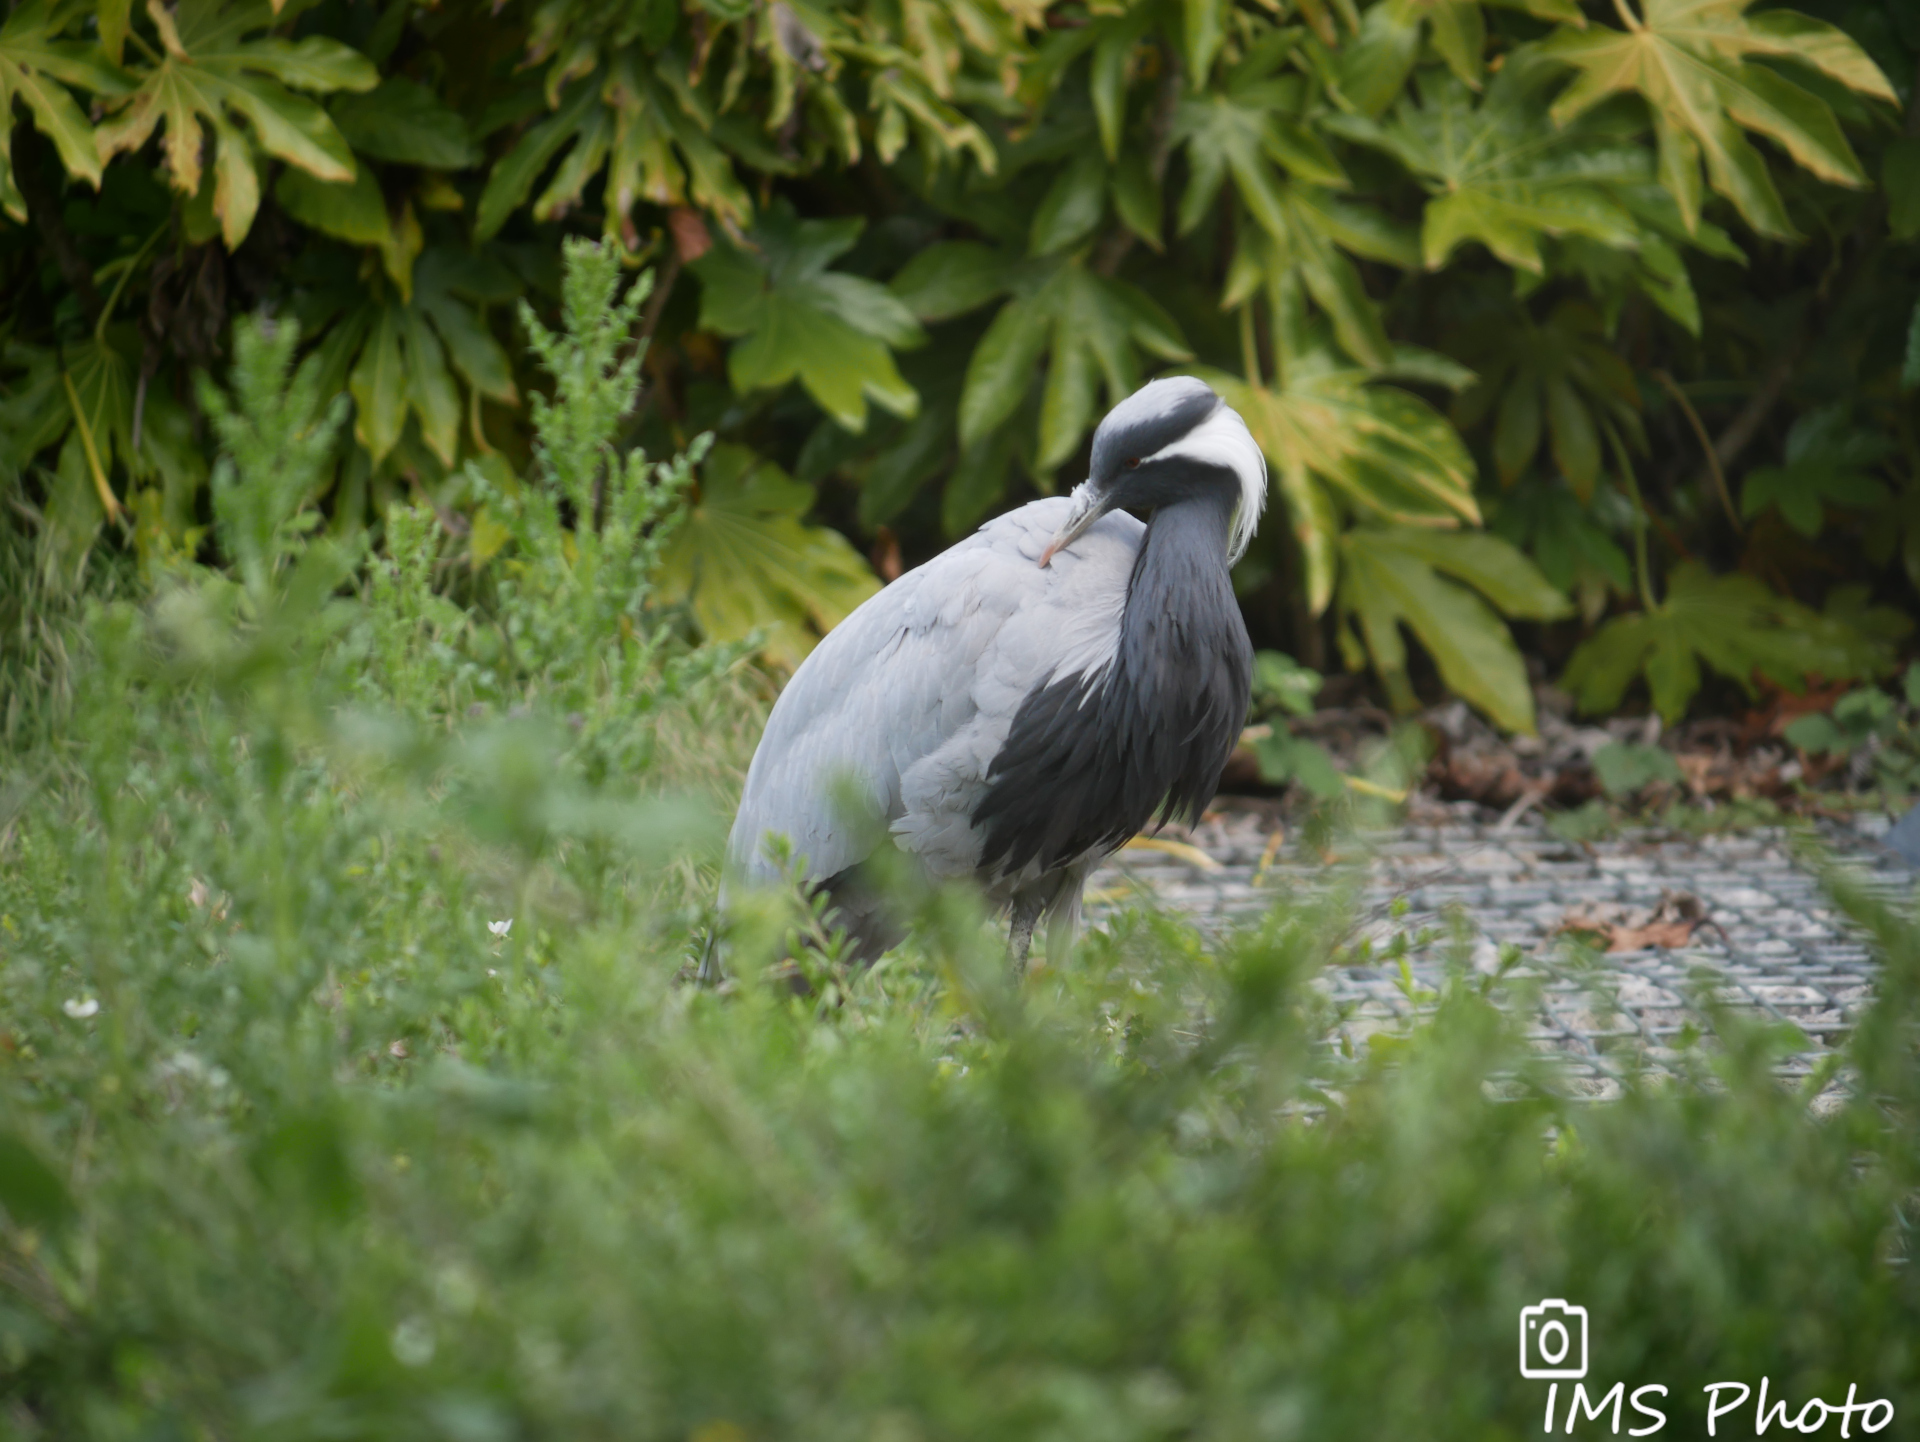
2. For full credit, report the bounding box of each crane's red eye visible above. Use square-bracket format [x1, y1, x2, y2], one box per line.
[1124, 456, 1140, 469]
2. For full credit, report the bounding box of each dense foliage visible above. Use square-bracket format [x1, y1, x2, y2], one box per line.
[3, 245, 1919, 1439]
[4, 0, 1919, 735]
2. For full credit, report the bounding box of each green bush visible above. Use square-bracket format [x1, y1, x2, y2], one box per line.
[3, 240, 1920, 1441]
[4, 0, 1920, 730]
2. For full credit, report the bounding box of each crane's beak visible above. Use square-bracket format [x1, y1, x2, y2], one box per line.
[1038, 486, 1109, 567]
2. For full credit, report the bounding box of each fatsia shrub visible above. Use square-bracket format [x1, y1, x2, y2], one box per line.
[2, 0, 1918, 730]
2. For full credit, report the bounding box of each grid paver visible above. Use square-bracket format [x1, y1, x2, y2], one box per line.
[1086, 806, 1912, 1098]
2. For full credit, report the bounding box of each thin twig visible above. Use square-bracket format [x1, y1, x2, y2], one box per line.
[1654, 369, 1742, 534]
[1710, 347, 1798, 473]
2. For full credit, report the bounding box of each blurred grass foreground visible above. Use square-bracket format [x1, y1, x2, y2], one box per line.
[4, 246, 1919, 1441]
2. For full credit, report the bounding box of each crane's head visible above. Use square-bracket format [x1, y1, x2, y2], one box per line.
[1039, 376, 1267, 567]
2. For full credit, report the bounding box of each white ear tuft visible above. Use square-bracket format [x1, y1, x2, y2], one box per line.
[1138, 403, 1267, 562]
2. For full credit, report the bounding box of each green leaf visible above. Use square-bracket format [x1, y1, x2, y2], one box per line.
[1738, 407, 1891, 537]
[1368, 525, 1573, 621]
[657, 444, 880, 668]
[474, 76, 600, 242]
[1184, 0, 1228, 85]
[1562, 562, 1891, 722]
[1252, 649, 1324, 717]
[1490, 477, 1630, 619]
[95, 0, 373, 245]
[943, 423, 1022, 537]
[275, 162, 389, 246]
[1883, 137, 1920, 243]
[399, 303, 461, 466]
[890, 242, 1012, 322]
[416, 252, 517, 405]
[1781, 712, 1844, 756]
[349, 302, 407, 463]
[1536, 0, 1896, 239]
[330, 77, 475, 168]
[1030, 149, 1107, 256]
[1332, 71, 1648, 275]
[1591, 741, 1683, 798]
[958, 298, 1051, 449]
[959, 262, 1192, 469]
[1450, 299, 1643, 499]
[1090, 11, 1150, 160]
[1339, 525, 1562, 733]
[693, 203, 923, 432]
[1253, 728, 1345, 798]
[0, 0, 115, 212]
[1207, 353, 1480, 538]
[478, 50, 754, 245]
[856, 399, 953, 530]
[1110, 151, 1164, 250]
[1333, 2, 1421, 118]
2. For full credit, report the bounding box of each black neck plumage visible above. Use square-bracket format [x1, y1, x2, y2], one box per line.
[974, 485, 1253, 880]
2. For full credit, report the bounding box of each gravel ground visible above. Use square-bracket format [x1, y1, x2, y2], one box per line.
[1086, 802, 1915, 1100]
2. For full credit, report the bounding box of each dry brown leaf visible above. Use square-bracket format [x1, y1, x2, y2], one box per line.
[1557, 892, 1706, 953]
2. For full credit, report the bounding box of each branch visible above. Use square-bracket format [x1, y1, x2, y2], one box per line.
[1710, 345, 1799, 472]
[1654, 369, 1741, 534]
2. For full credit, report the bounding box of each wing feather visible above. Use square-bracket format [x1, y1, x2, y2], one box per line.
[727, 496, 1141, 887]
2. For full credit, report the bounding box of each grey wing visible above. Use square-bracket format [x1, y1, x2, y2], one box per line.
[726, 496, 1140, 888]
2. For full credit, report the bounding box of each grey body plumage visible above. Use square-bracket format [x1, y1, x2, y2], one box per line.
[721, 376, 1266, 971]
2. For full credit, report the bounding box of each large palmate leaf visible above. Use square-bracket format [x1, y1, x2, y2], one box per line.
[96, 0, 376, 248]
[299, 248, 518, 468]
[475, 51, 755, 245]
[945, 253, 1191, 474]
[657, 443, 879, 669]
[1338, 525, 1571, 733]
[1534, 0, 1897, 239]
[1328, 69, 1648, 275]
[0, 0, 126, 219]
[275, 162, 425, 297]
[1562, 562, 1893, 722]
[1355, 0, 1590, 97]
[1492, 476, 1631, 625]
[1178, 66, 1418, 367]
[1450, 299, 1644, 499]
[692, 202, 924, 434]
[1739, 405, 1891, 538]
[0, 329, 209, 570]
[1205, 354, 1479, 613]
[329, 77, 475, 169]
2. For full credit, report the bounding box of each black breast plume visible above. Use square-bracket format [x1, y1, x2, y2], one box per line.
[972, 498, 1252, 879]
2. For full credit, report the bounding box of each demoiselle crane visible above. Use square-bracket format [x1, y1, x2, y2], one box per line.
[720, 376, 1266, 971]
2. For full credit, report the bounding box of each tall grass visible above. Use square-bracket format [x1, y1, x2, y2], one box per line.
[2, 244, 1917, 1442]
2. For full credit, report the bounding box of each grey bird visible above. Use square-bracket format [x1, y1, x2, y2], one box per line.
[718, 376, 1266, 972]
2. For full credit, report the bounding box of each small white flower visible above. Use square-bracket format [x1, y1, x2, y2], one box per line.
[390, 1317, 436, 1368]
[488, 918, 513, 938]
[62, 997, 100, 1019]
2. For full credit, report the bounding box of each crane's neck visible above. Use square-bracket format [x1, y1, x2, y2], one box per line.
[1123, 486, 1238, 630]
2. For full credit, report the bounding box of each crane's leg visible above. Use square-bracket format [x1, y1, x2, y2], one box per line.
[1007, 888, 1046, 978]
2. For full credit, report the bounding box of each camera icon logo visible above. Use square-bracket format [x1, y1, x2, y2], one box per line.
[1519, 1299, 1589, 1379]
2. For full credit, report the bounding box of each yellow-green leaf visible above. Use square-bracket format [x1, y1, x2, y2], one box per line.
[1536, 0, 1895, 239]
